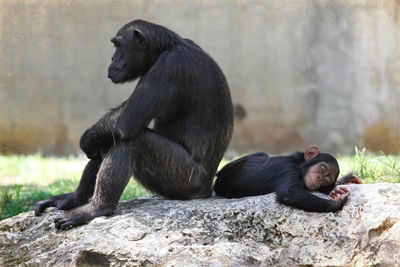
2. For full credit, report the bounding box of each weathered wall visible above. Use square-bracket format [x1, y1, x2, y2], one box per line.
[0, 0, 400, 155]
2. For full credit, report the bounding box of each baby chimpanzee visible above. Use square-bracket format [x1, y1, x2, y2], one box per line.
[214, 146, 362, 212]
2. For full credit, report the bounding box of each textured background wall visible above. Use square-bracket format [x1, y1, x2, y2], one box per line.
[0, 0, 399, 155]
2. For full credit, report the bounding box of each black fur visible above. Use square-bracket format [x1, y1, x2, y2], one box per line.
[214, 152, 349, 213]
[35, 20, 233, 230]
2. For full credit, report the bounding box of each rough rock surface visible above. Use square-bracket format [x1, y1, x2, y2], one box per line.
[1, 183, 400, 266]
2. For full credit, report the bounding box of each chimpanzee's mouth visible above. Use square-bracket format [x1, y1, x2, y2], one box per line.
[107, 71, 119, 78]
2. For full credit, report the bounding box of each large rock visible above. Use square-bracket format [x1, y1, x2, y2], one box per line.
[1, 183, 399, 266]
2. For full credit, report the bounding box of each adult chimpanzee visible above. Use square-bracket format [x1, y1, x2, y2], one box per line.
[35, 20, 233, 230]
[214, 146, 362, 212]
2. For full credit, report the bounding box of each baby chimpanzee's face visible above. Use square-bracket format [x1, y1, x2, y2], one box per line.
[304, 162, 337, 190]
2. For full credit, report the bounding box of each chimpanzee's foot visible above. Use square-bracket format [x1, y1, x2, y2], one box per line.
[54, 203, 115, 230]
[35, 193, 89, 216]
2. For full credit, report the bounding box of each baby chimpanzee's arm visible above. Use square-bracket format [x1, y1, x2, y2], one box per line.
[276, 185, 350, 212]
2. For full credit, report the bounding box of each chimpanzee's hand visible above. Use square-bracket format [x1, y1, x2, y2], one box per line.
[79, 129, 99, 159]
[330, 187, 350, 210]
[337, 172, 363, 185]
[330, 187, 350, 200]
[79, 128, 111, 159]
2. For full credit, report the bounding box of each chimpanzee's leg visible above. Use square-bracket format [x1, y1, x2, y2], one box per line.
[54, 142, 134, 230]
[132, 130, 212, 200]
[53, 130, 212, 230]
[35, 159, 101, 216]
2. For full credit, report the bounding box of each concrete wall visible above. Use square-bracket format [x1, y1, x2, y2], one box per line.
[1, 0, 400, 155]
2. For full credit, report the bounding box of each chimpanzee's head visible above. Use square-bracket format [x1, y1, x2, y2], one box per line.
[107, 20, 172, 83]
[301, 146, 340, 191]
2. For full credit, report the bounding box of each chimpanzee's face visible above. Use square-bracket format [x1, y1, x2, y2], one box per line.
[107, 26, 150, 83]
[303, 162, 337, 190]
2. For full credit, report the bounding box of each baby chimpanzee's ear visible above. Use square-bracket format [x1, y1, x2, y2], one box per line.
[304, 146, 320, 160]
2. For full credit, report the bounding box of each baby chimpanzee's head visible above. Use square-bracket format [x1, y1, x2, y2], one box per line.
[301, 146, 340, 190]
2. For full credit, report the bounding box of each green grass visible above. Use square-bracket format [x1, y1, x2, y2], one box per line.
[0, 154, 150, 220]
[1, 148, 399, 220]
[337, 147, 400, 183]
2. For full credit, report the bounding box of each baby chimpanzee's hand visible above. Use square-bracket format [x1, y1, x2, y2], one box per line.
[336, 172, 363, 185]
[330, 187, 350, 200]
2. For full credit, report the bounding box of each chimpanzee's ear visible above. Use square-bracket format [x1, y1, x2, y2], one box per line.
[304, 146, 320, 160]
[133, 28, 147, 49]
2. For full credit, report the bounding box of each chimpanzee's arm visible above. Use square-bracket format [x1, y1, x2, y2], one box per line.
[79, 102, 127, 159]
[114, 52, 181, 140]
[276, 185, 349, 212]
[80, 53, 179, 159]
[80, 80, 177, 159]
[115, 80, 177, 140]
